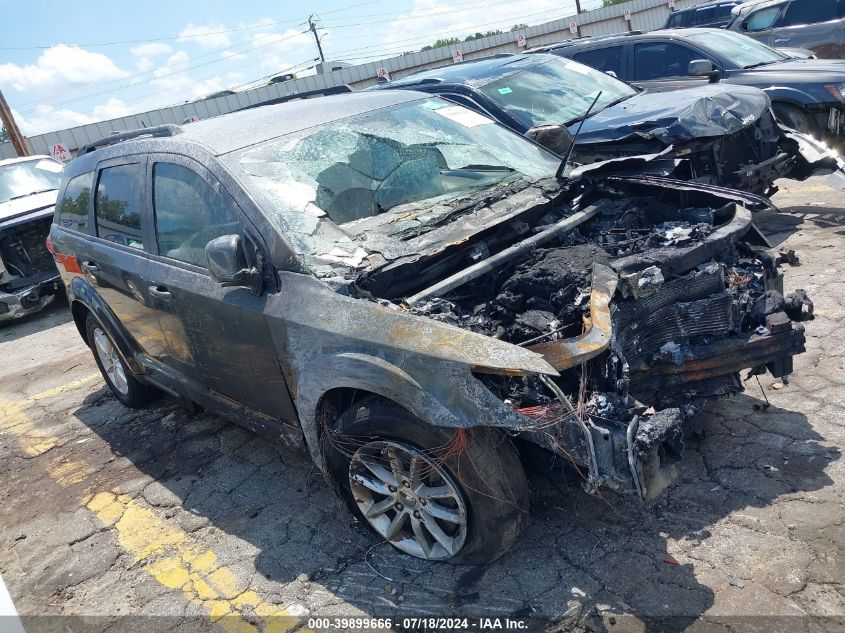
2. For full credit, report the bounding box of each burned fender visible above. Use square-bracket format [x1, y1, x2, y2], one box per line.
[266, 272, 557, 468]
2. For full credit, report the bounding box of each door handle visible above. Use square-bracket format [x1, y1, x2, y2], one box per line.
[81, 261, 100, 273]
[148, 285, 173, 300]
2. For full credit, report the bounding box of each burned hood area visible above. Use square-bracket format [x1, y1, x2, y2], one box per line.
[352, 175, 813, 498]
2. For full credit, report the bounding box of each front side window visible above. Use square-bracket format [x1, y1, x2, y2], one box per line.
[572, 46, 624, 78]
[230, 98, 560, 275]
[57, 172, 93, 233]
[479, 57, 637, 128]
[152, 163, 241, 268]
[95, 164, 144, 249]
[744, 5, 783, 31]
[782, 0, 843, 26]
[633, 42, 702, 80]
[0, 158, 63, 204]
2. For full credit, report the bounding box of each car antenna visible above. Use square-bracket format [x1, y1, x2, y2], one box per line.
[555, 90, 602, 180]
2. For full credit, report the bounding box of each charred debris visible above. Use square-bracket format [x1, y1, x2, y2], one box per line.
[346, 176, 812, 499]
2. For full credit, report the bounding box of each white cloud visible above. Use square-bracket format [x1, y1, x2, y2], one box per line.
[13, 105, 95, 136]
[249, 28, 314, 75]
[0, 45, 128, 93]
[178, 24, 231, 48]
[92, 98, 131, 120]
[129, 42, 173, 58]
[130, 42, 173, 72]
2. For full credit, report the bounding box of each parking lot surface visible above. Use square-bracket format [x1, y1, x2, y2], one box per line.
[0, 178, 843, 633]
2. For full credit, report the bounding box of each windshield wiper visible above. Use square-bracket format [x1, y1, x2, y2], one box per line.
[456, 164, 516, 172]
[556, 91, 603, 181]
[8, 188, 57, 201]
[743, 60, 778, 69]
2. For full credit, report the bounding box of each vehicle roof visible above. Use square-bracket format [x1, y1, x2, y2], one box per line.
[87, 91, 428, 159]
[0, 155, 53, 167]
[547, 27, 738, 49]
[385, 54, 554, 88]
[670, 0, 741, 11]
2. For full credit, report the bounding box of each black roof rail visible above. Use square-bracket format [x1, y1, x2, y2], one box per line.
[79, 124, 182, 154]
[236, 84, 353, 112]
[535, 30, 645, 51]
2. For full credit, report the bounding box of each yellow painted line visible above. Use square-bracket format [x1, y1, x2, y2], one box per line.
[0, 380, 310, 633]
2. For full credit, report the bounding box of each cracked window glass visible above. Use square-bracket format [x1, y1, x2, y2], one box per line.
[231, 98, 559, 276]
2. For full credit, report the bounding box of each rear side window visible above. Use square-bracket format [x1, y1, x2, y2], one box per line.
[152, 163, 241, 268]
[633, 42, 701, 80]
[572, 46, 624, 78]
[57, 172, 93, 233]
[95, 164, 144, 249]
[744, 5, 783, 31]
[782, 0, 843, 26]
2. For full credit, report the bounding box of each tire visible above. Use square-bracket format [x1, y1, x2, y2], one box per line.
[325, 396, 529, 564]
[772, 103, 814, 135]
[85, 314, 158, 408]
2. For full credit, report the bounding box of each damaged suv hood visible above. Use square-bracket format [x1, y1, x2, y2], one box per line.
[0, 190, 58, 227]
[569, 84, 769, 146]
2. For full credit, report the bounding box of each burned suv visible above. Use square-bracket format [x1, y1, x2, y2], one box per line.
[1, 156, 64, 321]
[50, 92, 811, 563]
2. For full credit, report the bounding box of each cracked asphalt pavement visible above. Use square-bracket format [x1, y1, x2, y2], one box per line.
[0, 178, 843, 633]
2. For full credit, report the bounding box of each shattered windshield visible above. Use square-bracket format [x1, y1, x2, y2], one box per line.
[0, 158, 63, 204]
[233, 98, 559, 277]
[688, 30, 787, 68]
[479, 58, 637, 128]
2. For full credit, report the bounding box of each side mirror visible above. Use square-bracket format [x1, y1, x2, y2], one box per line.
[688, 59, 719, 81]
[205, 234, 262, 293]
[525, 124, 574, 157]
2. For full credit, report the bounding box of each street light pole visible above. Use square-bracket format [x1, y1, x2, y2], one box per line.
[0, 88, 30, 157]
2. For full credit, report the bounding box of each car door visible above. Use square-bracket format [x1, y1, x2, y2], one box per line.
[84, 158, 169, 360]
[629, 41, 718, 92]
[144, 154, 299, 432]
[734, 2, 788, 47]
[770, 0, 845, 57]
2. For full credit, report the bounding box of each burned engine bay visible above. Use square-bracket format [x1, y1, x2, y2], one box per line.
[352, 176, 813, 499]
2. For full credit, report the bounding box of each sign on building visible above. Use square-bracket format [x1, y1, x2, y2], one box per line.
[569, 20, 578, 34]
[51, 143, 72, 163]
[377, 67, 391, 81]
[624, 9, 632, 21]
[516, 33, 527, 47]
[452, 50, 463, 63]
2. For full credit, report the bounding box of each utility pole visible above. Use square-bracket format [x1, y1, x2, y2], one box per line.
[575, 0, 582, 14]
[0, 88, 30, 157]
[308, 15, 326, 64]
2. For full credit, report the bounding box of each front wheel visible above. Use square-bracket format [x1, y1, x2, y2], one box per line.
[326, 397, 529, 564]
[85, 314, 158, 408]
[773, 103, 815, 135]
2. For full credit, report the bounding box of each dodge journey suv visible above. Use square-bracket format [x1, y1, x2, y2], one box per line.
[50, 91, 811, 563]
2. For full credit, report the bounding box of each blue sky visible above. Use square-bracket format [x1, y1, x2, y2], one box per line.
[2, 0, 590, 135]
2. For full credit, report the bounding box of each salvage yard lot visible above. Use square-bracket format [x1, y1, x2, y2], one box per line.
[1, 178, 843, 632]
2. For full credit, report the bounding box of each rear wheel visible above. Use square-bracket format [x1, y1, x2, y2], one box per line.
[773, 103, 815, 135]
[326, 397, 529, 564]
[85, 314, 158, 408]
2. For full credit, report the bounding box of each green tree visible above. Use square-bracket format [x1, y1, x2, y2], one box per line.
[421, 37, 462, 51]
[0, 126, 9, 143]
[511, 23, 529, 31]
[603, 0, 630, 6]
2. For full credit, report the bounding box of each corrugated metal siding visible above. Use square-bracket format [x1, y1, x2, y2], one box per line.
[0, 0, 713, 160]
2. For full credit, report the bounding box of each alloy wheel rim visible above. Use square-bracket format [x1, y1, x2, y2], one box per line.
[349, 439, 468, 560]
[93, 327, 129, 396]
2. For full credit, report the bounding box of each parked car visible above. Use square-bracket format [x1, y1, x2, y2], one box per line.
[542, 28, 845, 142]
[50, 92, 811, 563]
[727, 0, 845, 59]
[372, 53, 840, 194]
[0, 155, 64, 322]
[664, 0, 743, 29]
